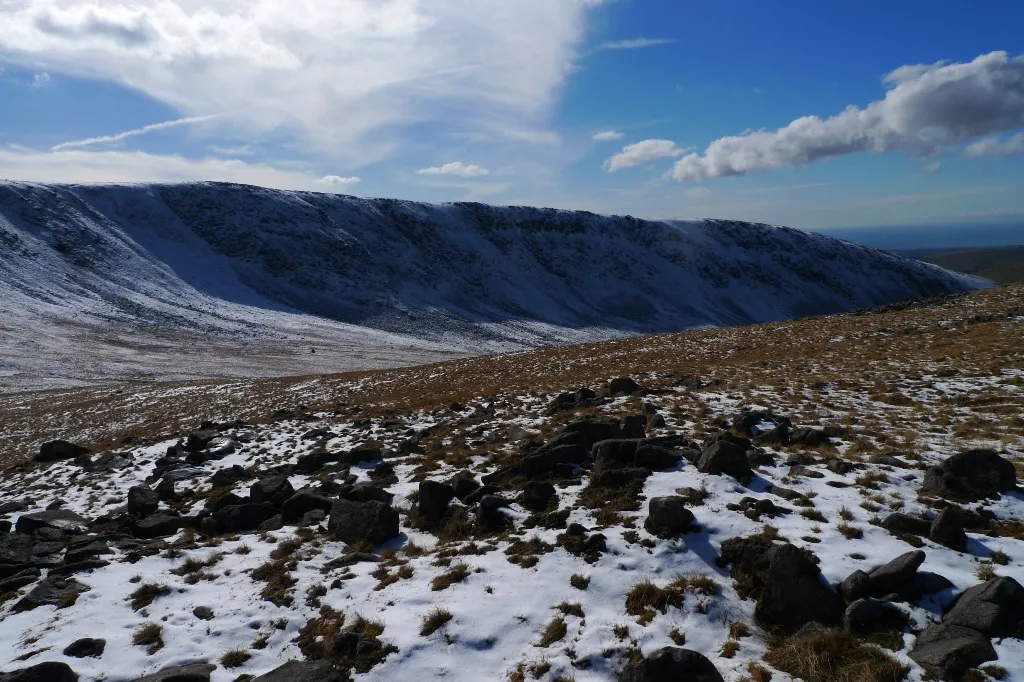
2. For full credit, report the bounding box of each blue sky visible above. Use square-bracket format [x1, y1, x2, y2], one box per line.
[1, 0, 1022, 229]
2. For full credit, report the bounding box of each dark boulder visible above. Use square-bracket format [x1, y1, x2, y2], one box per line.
[790, 427, 827, 447]
[64, 539, 111, 564]
[15, 510, 88, 536]
[210, 465, 250, 488]
[294, 451, 340, 474]
[0, 567, 41, 591]
[634, 444, 683, 470]
[838, 569, 872, 602]
[618, 646, 723, 682]
[13, 576, 89, 612]
[521, 482, 556, 511]
[920, 449, 1017, 501]
[328, 500, 399, 546]
[34, 440, 89, 463]
[929, 508, 967, 552]
[449, 472, 480, 501]
[881, 513, 932, 537]
[867, 550, 926, 597]
[644, 497, 696, 538]
[62, 638, 105, 658]
[0, 533, 33, 568]
[909, 623, 996, 681]
[477, 495, 511, 530]
[413, 481, 456, 522]
[127, 486, 160, 517]
[462, 485, 500, 506]
[593, 439, 645, 470]
[130, 663, 217, 682]
[213, 504, 276, 533]
[842, 598, 909, 634]
[130, 512, 182, 539]
[621, 415, 647, 439]
[184, 429, 216, 452]
[342, 482, 394, 504]
[0, 662, 79, 682]
[869, 453, 912, 468]
[754, 544, 844, 631]
[281, 490, 336, 524]
[609, 377, 642, 395]
[559, 416, 623, 450]
[698, 440, 753, 482]
[251, 660, 345, 682]
[155, 478, 176, 502]
[942, 576, 1024, 637]
[250, 476, 295, 506]
[826, 458, 858, 475]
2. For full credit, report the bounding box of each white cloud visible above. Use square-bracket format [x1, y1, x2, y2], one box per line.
[683, 186, 711, 198]
[964, 132, 1024, 156]
[318, 175, 361, 185]
[0, 1, 600, 164]
[0, 147, 357, 192]
[603, 139, 683, 172]
[923, 161, 942, 172]
[416, 162, 490, 177]
[32, 72, 50, 87]
[671, 51, 1024, 181]
[599, 38, 675, 51]
[592, 130, 624, 141]
[52, 115, 218, 150]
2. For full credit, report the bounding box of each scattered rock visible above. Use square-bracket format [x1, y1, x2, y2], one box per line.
[867, 550, 926, 597]
[644, 497, 696, 538]
[754, 544, 844, 631]
[251, 660, 346, 682]
[62, 638, 105, 658]
[15, 510, 89, 536]
[881, 513, 932, 537]
[327, 500, 399, 546]
[13, 576, 90, 612]
[281, 490, 336, 524]
[413, 481, 456, 523]
[609, 377, 642, 396]
[130, 512, 183, 539]
[520, 482, 556, 511]
[920, 449, 1017, 501]
[193, 606, 215, 620]
[0, 662, 79, 682]
[909, 623, 996, 681]
[214, 504, 277, 533]
[34, 440, 90, 463]
[130, 663, 217, 682]
[942, 576, 1024, 637]
[250, 476, 295, 506]
[929, 507, 967, 552]
[449, 472, 480, 501]
[478, 495, 511, 530]
[618, 646, 724, 682]
[697, 440, 753, 482]
[127, 486, 160, 517]
[842, 598, 909, 634]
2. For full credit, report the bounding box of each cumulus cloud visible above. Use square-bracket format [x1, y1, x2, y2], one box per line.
[0, 1, 600, 164]
[318, 175, 361, 185]
[52, 115, 217, 150]
[964, 132, 1024, 156]
[592, 130, 624, 141]
[603, 139, 683, 171]
[0, 147, 357, 192]
[671, 51, 1024, 181]
[599, 38, 675, 51]
[416, 162, 489, 177]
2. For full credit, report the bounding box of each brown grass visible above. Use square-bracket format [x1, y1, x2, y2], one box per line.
[129, 583, 170, 611]
[221, 649, 251, 668]
[420, 607, 453, 636]
[765, 629, 908, 682]
[536, 617, 567, 647]
[431, 562, 471, 591]
[570, 573, 590, 590]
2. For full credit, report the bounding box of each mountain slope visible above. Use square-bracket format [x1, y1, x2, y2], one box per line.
[0, 181, 988, 388]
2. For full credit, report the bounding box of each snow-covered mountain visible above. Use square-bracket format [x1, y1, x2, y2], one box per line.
[0, 181, 988, 387]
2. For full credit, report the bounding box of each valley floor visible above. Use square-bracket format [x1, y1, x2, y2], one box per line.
[0, 283, 1022, 681]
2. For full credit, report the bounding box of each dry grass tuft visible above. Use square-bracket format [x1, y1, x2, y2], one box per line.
[129, 583, 170, 611]
[536, 617, 567, 647]
[420, 607, 453, 636]
[431, 562, 471, 591]
[765, 628, 908, 682]
[221, 648, 251, 668]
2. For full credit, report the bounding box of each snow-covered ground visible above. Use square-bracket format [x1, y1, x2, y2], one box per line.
[2, 358, 1021, 681]
[0, 181, 988, 390]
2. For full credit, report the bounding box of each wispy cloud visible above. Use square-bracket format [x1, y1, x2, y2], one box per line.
[592, 130, 624, 141]
[52, 115, 218, 151]
[416, 162, 490, 178]
[599, 38, 675, 51]
[317, 175, 361, 186]
[964, 132, 1024, 157]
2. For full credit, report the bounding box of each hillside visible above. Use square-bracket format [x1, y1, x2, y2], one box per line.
[0, 181, 987, 390]
[0, 283, 1021, 682]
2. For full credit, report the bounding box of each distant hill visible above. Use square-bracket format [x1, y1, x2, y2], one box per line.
[899, 246, 1024, 284]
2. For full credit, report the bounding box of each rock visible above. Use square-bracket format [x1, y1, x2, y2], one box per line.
[727, 496, 785, 520]
[0, 533, 33, 567]
[127, 486, 160, 517]
[213, 504, 277, 533]
[920, 449, 1017, 501]
[184, 429, 216, 452]
[260, 515, 284, 532]
[593, 439, 645, 470]
[609, 377, 642, 396]
[294, 451, 338, 474]
[129, 663, 217, 682]
[155, 478, 176, 502]
[754, 544, 844, 631]
[251, 660, 345, 682]
[787, 465, 824, 479]
[210, 465, 250, 488]
[826, 458, 858, 475]
[559, 416, 624, 449]
[909, 623, 996, 681]
[34, 440, 90, 463]
[733, 411, 770, 435]
[838, 569, 872, 602]
[0, 662, 79, 682]
[618, 646, 724, 682]
[698, 440, 754, 482]
[942, 576, 1024, 637]
[704, 430, 752, 451]
[634, 444, 683, 470]
[929, 508, 967, 552]
[867, 550, 926, 597]
[193, 606, 215, 620]
[869, 453, 912, 468]
[0, 500, 27, 515]
[328, 500, 399, 546]
[621, 415, 647, 439]
[282, 490, 336, 524]
[15, 510, 88, 536]
[449, 472, 480, 501]
[413, 481, 456, 522]
[483, 443, 587, 483]
[88, 452, 133, 472]
[881, 513, 932, 537]
[521, 482, 556, 511]
[62, 638, 105, 658]
[462, 485, 500, 506]
[130, 512, 183, 539]
[477, 495, 511, 529]
[548, 387, 597, 413]
[343, 482, 394, 504]
[843, 598, 909, 634]
[339, 447, 383, 466]
[895, 571, 956, 603]
[644, 497, 696, 538]
[13, 576, 89, 612]
[63, 539, 111, 564]
[647, 414, 667, 429]
[790, 427, 827, 447]
[250, 476, 295, 506]
[0, 567, 41, 591]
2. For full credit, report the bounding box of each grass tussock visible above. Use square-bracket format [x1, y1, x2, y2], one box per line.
[221, 648, 251, 668]
[431, 562, 471, 591]
[129, 583, 170, 611]
[420, 607, 453, 636]
[765, 629, 908, 682]
[536, 617, 567, 647]
[570, 573, 590, 590]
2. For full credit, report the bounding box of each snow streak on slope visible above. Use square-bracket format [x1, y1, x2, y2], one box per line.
[0, 181, 988, 388]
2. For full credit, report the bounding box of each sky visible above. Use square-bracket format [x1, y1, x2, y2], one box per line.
[0, 0, 1023, 229]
